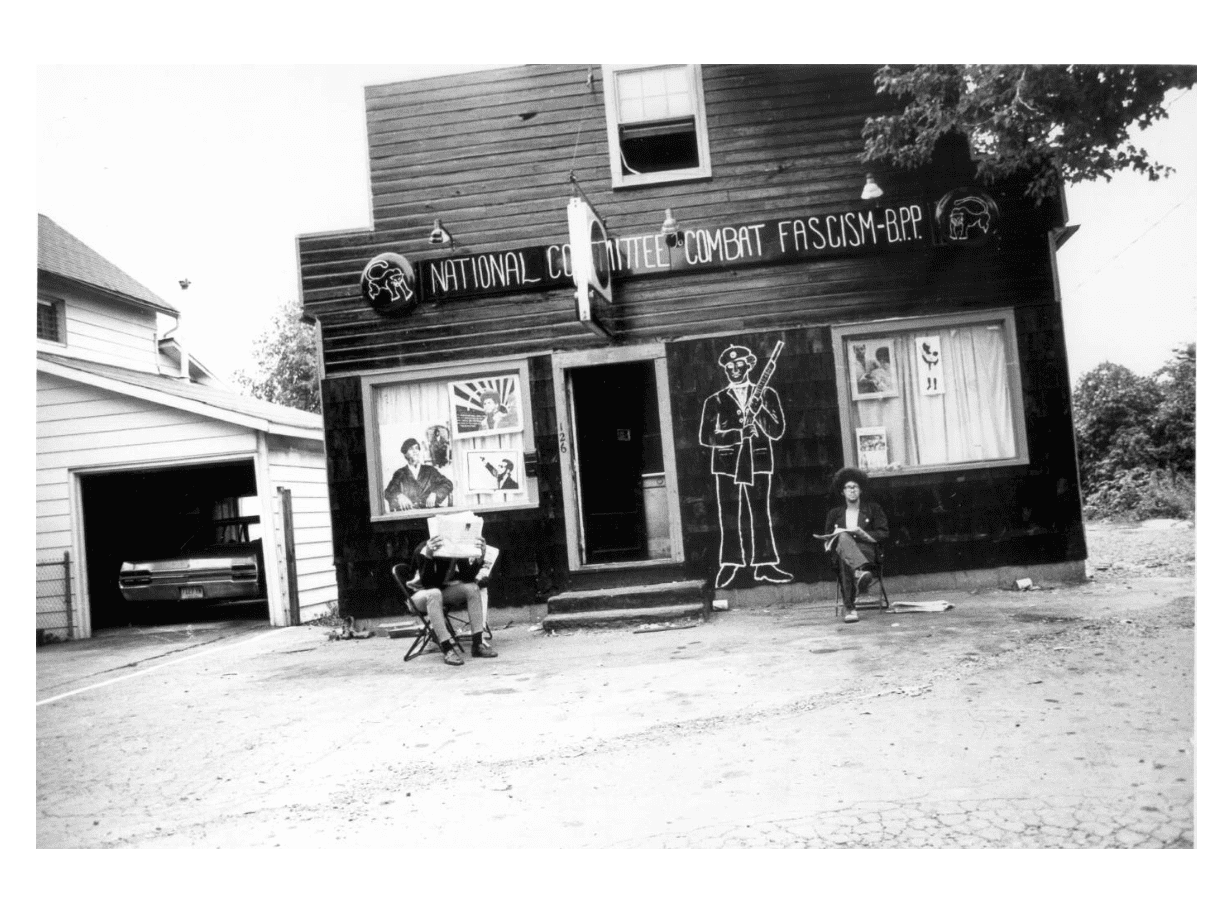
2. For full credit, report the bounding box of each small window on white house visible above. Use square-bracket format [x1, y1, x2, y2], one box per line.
[603, 64, 712, 188]
[38, 298, 66, 344]
[830, 309, 1030, 476]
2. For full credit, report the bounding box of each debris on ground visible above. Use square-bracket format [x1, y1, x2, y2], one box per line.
[327, 616, 374, 641]
[889, 601, 954, 613]
[633, 622, 699, 634]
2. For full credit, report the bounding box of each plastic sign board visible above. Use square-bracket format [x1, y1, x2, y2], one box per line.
[567, 196, 613, 337]
[359, 252, 417, 315]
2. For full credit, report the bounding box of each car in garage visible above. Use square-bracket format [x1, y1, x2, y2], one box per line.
[118, 513, 265, 607]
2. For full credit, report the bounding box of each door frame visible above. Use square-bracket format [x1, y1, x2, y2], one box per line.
[551, 343, 685, 571]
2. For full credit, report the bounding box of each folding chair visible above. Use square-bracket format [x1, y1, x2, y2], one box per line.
[831, 541, 890, 617]
[390, 547, 498, 662]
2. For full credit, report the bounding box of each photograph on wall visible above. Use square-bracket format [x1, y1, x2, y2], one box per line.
[465, 450, 524, 494]
[380, 421, 456, 514]
[856, 426, 889, 470]
[847, 339, 898, 400]
[914, 335, 945, 395]
[451, 374, 523, 439]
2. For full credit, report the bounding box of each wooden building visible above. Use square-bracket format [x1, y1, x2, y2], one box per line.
[297, 64, 1085, 617]
[37, 215, 337, 639]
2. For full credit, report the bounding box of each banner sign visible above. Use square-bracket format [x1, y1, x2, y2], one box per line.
[361, 193, 989, 315]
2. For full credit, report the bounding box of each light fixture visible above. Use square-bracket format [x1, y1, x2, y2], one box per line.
[660, 208, 682, 248]
[861, 174, 884, 201]
[428, 219, 454, 247]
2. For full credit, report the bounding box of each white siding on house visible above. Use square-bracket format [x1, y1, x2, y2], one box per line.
[265, 437, 338, 621]
[36, 371, 260, 639]
[38, 285, 161, 374]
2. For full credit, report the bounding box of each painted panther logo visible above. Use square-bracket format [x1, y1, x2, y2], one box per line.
[360, 253, 416, 314]
[936, 189, 1000, 246]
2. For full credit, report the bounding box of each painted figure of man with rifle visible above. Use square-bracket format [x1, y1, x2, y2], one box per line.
[698, 341, 793, 589]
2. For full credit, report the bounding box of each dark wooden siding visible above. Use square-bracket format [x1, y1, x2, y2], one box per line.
[298, 64, 1083, 613]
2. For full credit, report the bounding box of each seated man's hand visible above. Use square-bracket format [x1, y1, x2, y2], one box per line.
[425, 535, 445, 556]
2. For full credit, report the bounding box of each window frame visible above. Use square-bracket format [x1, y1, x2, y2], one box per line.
[360, 357, 539, 523]
[602, 64, 712, 189]
[37, 296, 66, 345]
[830, 308, 1030, 478]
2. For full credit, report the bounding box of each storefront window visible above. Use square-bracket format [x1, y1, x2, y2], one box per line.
[831, 309, 1029, 474]
[603, 64, 712, 188]
[361, 360, 538, 521]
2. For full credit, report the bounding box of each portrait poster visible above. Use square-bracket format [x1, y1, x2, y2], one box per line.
[465, 450, 524, 494]
[451, 374, 523, 439]
[373, 384, 457, 515]
[915, 335, 945, 396]
[847, 338, 898, 400]
[856, 426, 889, 470]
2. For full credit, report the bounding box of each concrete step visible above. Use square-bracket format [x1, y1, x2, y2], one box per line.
[541, 602, 706, 631]
[547, 579, 708, 615]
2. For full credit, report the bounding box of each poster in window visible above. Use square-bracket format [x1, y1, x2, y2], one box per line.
[915, 335, 945, 396]
[466, 450, 524, 494]
[847, 339, 898, 400]
[451, 375, 523, 439]
[856, 426, 889, 470]
[380, 419, 456, 514]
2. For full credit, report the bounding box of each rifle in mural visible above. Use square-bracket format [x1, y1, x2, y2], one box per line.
[735, 339, 784, 486]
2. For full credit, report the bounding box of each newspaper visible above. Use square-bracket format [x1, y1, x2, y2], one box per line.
[427, 511, 485, 559]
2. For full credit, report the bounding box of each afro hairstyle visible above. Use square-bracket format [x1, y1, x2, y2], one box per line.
[831, 466, 871, 495]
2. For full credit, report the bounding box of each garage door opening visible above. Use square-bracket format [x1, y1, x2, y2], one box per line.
[80, 461, 269, 631]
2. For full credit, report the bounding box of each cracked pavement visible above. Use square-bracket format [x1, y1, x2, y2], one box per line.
[36, 524, 1195, 849]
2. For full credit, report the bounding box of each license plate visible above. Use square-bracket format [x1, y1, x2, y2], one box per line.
[180, 586, 204, 600]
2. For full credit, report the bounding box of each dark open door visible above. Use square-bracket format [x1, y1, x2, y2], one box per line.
[569, 360, 664, 564]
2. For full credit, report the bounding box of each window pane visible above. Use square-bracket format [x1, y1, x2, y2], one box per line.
[617, 66, 693, 124]
[844, 320, 1017, 470]
[38, 301, 60, 341]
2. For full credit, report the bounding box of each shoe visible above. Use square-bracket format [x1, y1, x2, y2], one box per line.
[854, 569, 873, 595]
[753, 565, 794, 584]
[472, 641, 498, 658]
[715, 565, 739, 589]
[843, 610, 859, 623]
[443, 646, 465, 666]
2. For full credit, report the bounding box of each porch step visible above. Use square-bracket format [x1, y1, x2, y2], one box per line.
[541, 602, 706, 631]
[547, 579, 708, 615]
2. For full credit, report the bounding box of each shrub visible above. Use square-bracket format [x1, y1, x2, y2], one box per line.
[1084, 468, 1195, 521]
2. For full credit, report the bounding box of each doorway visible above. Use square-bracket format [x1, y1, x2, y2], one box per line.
[555, 345, 683, 570]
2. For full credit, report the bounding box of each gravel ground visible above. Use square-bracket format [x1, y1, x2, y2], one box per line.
[1084, 518, 1196, 579]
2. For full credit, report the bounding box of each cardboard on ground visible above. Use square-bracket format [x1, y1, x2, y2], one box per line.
[427, 511, 485, 558]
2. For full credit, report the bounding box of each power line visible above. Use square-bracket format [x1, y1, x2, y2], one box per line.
[1074, 192, 1194, 291]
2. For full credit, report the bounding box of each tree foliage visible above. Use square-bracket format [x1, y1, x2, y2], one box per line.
[1072, 345, 1196, 518]
[232, 299, 321, 414]
[861, 65, 1197, 201]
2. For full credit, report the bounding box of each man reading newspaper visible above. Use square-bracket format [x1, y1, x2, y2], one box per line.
[410, 512, 497, 666]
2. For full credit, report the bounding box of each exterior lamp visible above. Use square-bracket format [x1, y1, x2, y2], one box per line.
[861, 174, 884, 201]
[428, 219, 454, 247]
[660, 208, 682, 248]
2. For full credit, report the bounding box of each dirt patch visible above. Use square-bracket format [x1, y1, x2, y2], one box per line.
[1084, 520, 1195, 579]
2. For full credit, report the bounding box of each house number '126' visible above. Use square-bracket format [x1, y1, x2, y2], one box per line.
[559, 431, 568, 454]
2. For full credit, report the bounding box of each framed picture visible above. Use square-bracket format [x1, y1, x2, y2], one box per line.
[856, 426, 888, 470]
[914, 335, 945, 396]
[374, 405, 457, 516]
[451, 374, 523, 439]
[465, 450, 524, 494]
[847, 338, 898, 401]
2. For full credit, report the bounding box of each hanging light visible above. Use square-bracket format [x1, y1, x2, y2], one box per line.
[428, 219, 454, 246]
[660, 208, 682, 248]
[861, 174, 884, 201]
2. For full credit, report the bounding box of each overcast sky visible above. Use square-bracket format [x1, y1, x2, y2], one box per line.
[36, 65, 1196, 381]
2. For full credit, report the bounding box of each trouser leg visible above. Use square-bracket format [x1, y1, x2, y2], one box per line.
[442, 582, 485, 635]
[412, 589, 452, 643]
[832, 533, 875, 611]
[715, 475, 745, 567]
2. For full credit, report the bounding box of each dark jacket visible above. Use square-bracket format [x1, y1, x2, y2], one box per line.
[698, 385, 786, 477]
[823, 501, 889, 544]
[411, 540, 483, 589]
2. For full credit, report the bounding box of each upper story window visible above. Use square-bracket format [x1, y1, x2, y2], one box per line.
[603, 64, 712, 189]
[38, 298, 66, 344]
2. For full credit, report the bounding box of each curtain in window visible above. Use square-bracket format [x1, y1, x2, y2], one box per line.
[374, 379, 524, 513]
[852, 323, 1015, 468]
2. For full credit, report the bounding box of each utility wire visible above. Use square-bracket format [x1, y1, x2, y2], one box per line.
[1074, 192, 1194, 290]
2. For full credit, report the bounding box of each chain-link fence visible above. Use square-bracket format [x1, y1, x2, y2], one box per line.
[37, 552, 73, 644]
